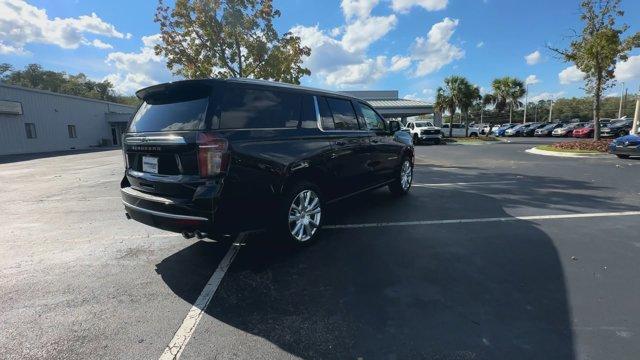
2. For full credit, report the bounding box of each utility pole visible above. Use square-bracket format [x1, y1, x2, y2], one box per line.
[632, 86, 639, 135]
[548, 100, 554, 122]
[618, 82, 625, 118]
[523, 83, 529, 123]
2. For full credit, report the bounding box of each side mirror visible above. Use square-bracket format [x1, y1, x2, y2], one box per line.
[388, 120, 401, 133]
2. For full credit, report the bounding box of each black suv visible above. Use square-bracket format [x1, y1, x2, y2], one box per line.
[120, 78, 414, 245]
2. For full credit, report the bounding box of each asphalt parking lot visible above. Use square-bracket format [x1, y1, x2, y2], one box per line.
[2, 138, 640, 360]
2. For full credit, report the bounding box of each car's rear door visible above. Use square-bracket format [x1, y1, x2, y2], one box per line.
[355, 101, 397, 183]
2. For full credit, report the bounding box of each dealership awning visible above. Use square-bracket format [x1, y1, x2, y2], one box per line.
[366, 99, 433, 118]
[341, 90, 433, 119]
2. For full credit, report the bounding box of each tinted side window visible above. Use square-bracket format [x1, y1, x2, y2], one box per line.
[317, 96, 335, 130]
[220, 88, 300, 129]
[326, 98, 359, 130]
[358, 103, 385, 131]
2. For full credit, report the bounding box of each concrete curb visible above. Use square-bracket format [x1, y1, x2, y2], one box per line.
[525, 147, 610, 158]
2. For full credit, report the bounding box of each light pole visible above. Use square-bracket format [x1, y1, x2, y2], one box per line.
[548, 100, 554, 122]
[523, 83, 529, 123]
[632, 86, 639, 135]
[618, 82, 625, 118]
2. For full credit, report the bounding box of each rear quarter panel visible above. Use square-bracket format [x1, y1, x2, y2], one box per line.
[219, 128, 333, 228]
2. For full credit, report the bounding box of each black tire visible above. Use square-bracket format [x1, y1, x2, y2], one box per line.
[278, 181, 324, 246]
[469, 132, 478, 138]
[616, 154, 630, 159]
[389, 157, 413, 196]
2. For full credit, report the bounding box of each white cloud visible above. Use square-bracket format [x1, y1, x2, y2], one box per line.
[293, 0, 453, 87]
[476, 41, 484, 48]
[525, 74, 540, 85]
[391, 0, 448, 13]
[0, 41, 29, 55]
[404, 88, 435, 102]
[0, 0, 129, 53]
[411, 17, 464, 76]
[530, 91, 565, 102]
[341, 0, 379, 20]
[525, 50, 541, 65]
[88, 39, 113, 49]
[291, 1, 398, 88]
[341, 15, 397, 52]
[615, 55, 640, 81]
[558, 65, 585, 85]
[104, 34, 174, 94]
[390, 55, 411, 71]
[325, 56, 388, 86]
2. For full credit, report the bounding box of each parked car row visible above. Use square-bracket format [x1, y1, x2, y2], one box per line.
[489, 118, 634, 138]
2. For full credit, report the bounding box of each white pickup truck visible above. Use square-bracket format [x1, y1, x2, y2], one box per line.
[441, 123, 481, 137]
[403, 120, 443, 144]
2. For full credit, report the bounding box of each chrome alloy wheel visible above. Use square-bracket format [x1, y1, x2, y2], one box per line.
[288, 190, 321, 242]
[400, 160, 412, 191]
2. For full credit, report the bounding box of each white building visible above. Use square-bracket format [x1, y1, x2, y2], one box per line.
[0, 83, 135, 156]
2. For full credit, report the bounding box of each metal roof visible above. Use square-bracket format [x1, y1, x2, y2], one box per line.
[368, 98, 433, 109]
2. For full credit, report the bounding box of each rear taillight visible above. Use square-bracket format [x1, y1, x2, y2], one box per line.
[197, 133, 229, 178]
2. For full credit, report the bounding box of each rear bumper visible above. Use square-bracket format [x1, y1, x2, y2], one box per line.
[121, 186, 215, 234]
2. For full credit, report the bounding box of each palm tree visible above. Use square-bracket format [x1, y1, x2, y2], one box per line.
[459, 84, 481, 136]
[435, 76, 468, 137]
[489, 77, 526, 123]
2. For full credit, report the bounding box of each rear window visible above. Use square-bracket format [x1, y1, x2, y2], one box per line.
[129, 95, 209, 133]
[220, 88, 301, 129]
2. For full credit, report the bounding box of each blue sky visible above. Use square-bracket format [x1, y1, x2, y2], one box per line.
[1, 0, 639, 103]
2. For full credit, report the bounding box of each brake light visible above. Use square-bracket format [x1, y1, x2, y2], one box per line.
[197, 133, 229, 178]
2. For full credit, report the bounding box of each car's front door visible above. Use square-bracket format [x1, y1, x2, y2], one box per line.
[318, 96, 372, 197]
[355, 102, 398, 183]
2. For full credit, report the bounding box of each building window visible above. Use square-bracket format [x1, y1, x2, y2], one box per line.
[68, 125, 77, 138]
[25, 123, 37, 139]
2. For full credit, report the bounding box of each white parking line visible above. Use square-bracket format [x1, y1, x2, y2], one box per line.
[413, 180, 516, 187]
[159, 234, 246, 360]
[324, 211, 640, 229]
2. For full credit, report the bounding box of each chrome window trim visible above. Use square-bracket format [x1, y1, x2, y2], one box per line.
[124, 135, 186, 145]
[122, 200, 208, 221]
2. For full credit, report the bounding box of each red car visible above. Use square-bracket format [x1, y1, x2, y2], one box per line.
[572, 123, 594, 138]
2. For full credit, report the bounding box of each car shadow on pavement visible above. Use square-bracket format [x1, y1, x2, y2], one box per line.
[156, 184, 578, 359]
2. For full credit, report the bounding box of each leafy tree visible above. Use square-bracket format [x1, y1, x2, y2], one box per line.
[154, 0, 311, 84]
[549, 0, 640, 139]
[0, 63, 140, 106]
